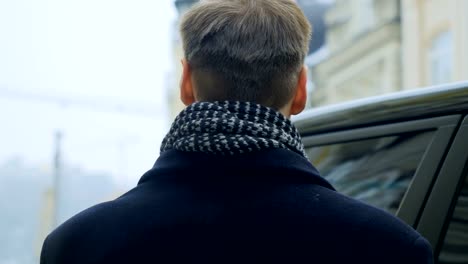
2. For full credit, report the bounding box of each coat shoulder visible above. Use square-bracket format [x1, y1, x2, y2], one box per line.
[40, 190, 142, 264]
[299, 184, 433, 263]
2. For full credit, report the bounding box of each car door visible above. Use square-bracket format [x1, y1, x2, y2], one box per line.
[299, 114, 462, 229]
[416, 115, 468, 263]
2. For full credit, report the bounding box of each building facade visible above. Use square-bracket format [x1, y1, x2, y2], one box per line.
[307, 0, 468, 107]
[401, 0, 468, 89]
[307, 0, 402, 107]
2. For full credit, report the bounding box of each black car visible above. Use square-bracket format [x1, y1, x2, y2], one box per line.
[293, 81, 468, 264]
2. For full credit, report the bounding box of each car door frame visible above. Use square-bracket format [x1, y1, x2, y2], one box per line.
[299, 114, 462, 229]
[416, 114, 468, 255]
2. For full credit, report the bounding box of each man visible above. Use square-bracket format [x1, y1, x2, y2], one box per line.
[40, 0, 433, 263]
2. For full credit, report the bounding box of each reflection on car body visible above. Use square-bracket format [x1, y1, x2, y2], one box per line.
[307, 132, 434, 214]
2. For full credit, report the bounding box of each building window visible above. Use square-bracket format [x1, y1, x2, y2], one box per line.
[428, 31, 453, 85]
[357, 0, 375, 33]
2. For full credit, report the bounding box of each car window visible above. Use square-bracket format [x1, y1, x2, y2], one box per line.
[438, 173, 468, 264]
[305, 131, 435, 214]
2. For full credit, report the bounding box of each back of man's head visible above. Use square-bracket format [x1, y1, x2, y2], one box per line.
[180, 0, 311, 110]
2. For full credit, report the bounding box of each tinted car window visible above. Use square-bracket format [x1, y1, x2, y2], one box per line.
[438, 174, 468, 264]
[305, 131, 435, 214]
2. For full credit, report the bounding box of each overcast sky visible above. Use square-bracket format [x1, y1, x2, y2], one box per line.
[0, 0, 178, 187]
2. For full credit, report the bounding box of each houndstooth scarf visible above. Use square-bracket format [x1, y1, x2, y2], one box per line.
[160, 101, 307, 158]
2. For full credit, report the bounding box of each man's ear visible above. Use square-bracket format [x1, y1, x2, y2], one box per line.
[180, 59, 196, 106]
[289, 66, 308, 116]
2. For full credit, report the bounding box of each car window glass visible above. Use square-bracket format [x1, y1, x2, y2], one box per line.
[305, 131, 435, 214]
[438, 174, 468, 264]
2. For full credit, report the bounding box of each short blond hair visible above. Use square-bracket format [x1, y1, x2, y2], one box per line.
[180, 0, 311, 109]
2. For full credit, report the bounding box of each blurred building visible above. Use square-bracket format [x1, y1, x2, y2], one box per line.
[296, 0, 330, 55]
[307, 0, 402, 107]
[401, 0, 468, 89]
[36, 188, 55, 260]
[168, 0, 468, 109]
[0, 158, 50, 264]
[307, 0, 468, 107]
[34, 164, 119, 261]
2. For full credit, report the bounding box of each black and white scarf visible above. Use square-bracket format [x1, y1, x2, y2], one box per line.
[160, 101, 307, 158]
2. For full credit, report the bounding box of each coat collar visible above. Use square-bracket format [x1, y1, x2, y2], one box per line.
[138, 149, 335, 191]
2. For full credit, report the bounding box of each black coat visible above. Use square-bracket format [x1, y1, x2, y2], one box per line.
[40, 149, 433, 263]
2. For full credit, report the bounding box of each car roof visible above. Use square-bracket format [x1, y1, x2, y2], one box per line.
[292, 81, 468, 136]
